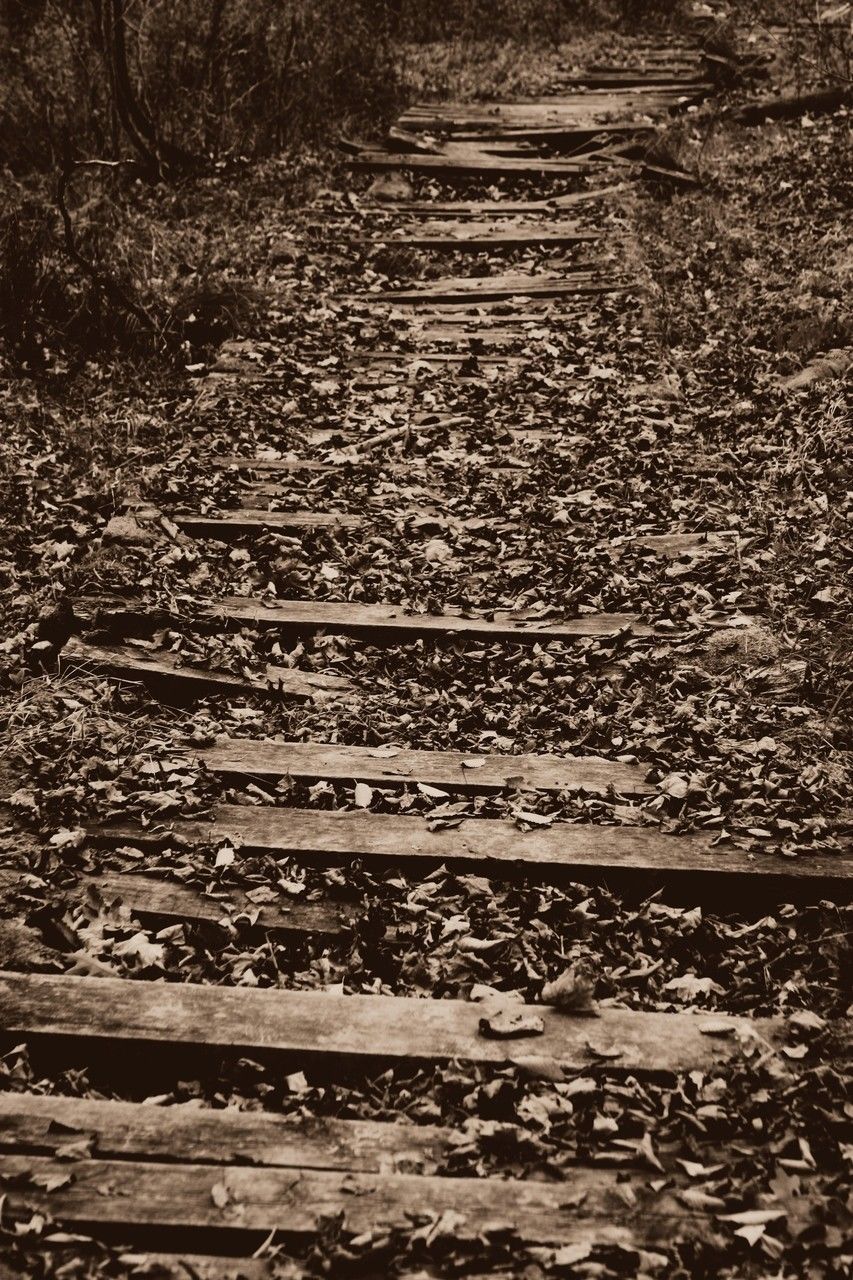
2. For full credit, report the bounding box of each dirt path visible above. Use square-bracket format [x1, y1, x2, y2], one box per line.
[1, 32, 850, 1280]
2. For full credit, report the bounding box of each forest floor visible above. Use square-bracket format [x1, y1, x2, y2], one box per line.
[0, 13, 851, 1280]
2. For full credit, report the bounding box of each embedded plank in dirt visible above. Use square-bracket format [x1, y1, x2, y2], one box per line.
[196, 739, 652, 796]
[0, 1153, 742, 1247]
[97, 805, 853, 890]
[60, 637, 352, 703]
[0, 971, 781, 1074]
[85, 595, 651, 643]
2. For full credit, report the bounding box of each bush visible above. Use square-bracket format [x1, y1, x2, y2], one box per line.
[0, 0, 401, 174]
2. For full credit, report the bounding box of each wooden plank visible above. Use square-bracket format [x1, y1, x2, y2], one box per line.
[216, 455, 530, 476]
[365, 275, 629, 304]
[560, 73, 706, 88]
[60, 637, 353, 704]
[0, 1093, 449, 1174]
[358, 185, 625, 216]
[0, 971, 783, 1073]
[348, 152, 600, 178]
[443, 122, 658, 144]
[0, 1152, 735, 1248]
[115, 1257, 271, 1280]
[347, 350, 520, 366]
[85, 596, 653, 643]
[348, 229, 600, 251]
[98, 805, 853, 889]
[0, 868, 349, 938]
[196, 739, 652, 797]
[127, 504, 364, 537]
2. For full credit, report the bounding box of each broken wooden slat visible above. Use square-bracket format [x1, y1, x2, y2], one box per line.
[86, 596, 653, 643]
[196, 739, 652, 797]
[0, 1093, 448, 1174]
[0, 971, 782, 1073]
[60, 637, 352, 704]
[98, 805, 853, 890]
[0, 1152, 738, 1248]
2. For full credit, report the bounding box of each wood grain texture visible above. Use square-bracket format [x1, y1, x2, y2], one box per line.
[97, 805, 853, 887]
[196, 739, 652, 796]
[0, 1093, 449, 1174]
[60, 638, 352, 704]
[369, 274, 629, 304]
[347, 229, 600, 251]
[130, 505, 364, 537]
[0, 971, 781, 1073]
[348, 151, 599, 178]
[358, 186, 625, 216]
[0, 1153, 727, 1247]
[88, 595, 652, 643]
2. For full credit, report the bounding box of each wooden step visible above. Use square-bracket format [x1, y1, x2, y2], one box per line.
[216, 454, 531, 477]
[85, 596, 654, 644]
[0, 1092, 448, 1174]
[348, 151, 603, 179]
[0, 971, 782, 1074]
[0, 868, 350, 938]
[97, 805, 853, 892]
[356, 184, 625, 216]
[123, 504, 363, 539]
[348, 228, 600, 251]
[362, 272, 629, 305]
[196, 739, 653, 796]
[60, 637, 353, 704]
[0, 1151, 746, 1250]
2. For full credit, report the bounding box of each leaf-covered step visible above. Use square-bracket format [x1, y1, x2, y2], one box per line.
[95, 806, 852, 892]
[196, 738, 652, 797]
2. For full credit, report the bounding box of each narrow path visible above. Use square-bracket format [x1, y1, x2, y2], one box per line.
[1, 32, 849, 1278]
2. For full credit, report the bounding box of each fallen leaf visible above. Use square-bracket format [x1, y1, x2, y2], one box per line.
[479, 1009, 545, 1039]
[542, 967, 599, 1017]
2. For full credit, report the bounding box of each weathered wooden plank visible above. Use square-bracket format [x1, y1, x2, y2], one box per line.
[358, 185, 625, 216]
[349, 151, 600, 178]
[85, 596, 652, 643]
[0, 867, 349, 938]
[347, 350, 521, 366]
[216, 455, 530, 477]
[560, 73, 707, 88]
[365, 274, 629, 305]
[443, 122, 657, 144]
[0, 1152, 730, 1248]
[98, 805, 853, 889]
[115, 1257, 271, 1280]
[349, 229, 600, 251]
[0, 971, 782, 1073]
[197, 739, 652, 797]
[60, 638, 353, 704]
[127, 505, 364, 537]
[0, 1093, 449, 1174]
